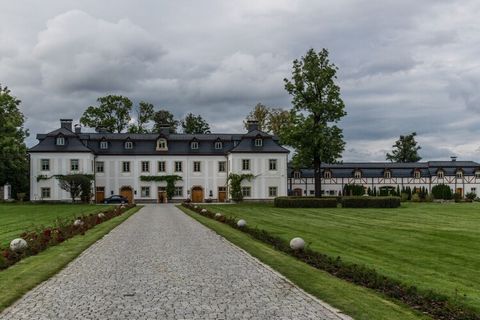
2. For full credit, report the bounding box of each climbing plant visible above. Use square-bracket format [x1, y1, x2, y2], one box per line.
[227, 173, 254, 202]
[139, 175, 182, 199]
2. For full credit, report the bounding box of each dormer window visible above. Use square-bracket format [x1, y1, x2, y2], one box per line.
[215, 141, 223, 149]
[437, 170, 444, 178]
[56, 136, 65, 146]
[324, 171, 332, 179]
[456, 171, 463, 178]
[475, 170, 480, 179]
[414, 170, 421, 179]
[100, 140, 108, 149]
[384, 170, 391, 179]
[156, 138, 168, 151]
[294, 171, 301, 179]
[354, 170, 361, 179]
[191, 141, 199, 150]
[255, 138, 263, 147]
[125, 141, 133, 149]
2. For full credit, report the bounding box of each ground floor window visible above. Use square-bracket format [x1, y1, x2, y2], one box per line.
[309, 190, 315, 195]
[268, 186, 278, 197]
[241, 186, 251, 197]
[174, 186, 183, 197]
[141, 186, 150, 197]
[41, 187, 51, 199]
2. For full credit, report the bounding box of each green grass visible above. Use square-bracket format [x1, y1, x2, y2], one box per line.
[179, 205, 428, 320]
[0, 204, 113, 247]
[204, 202, 480, 312]
[0, 205, 141, 312]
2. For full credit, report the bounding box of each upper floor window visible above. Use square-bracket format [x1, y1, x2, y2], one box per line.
[254, 138, 263, 147]
[175, 161, 183, 172]
[269, 159, 277, 171]
[56, 136, 65, 146]
[294, 171, 301, 179]
[456, 171, 463, 178]
[41, 159, 50, 171]
[96, 161, 104, 173]
[414, 170, 421, 179]
[191, 141, 199, 150]
[384, 170, 391, 179]
[70, 159, 79, 171]
[125, 141, 133, 149]
[156, 138, 167, 151]
[158, 161, 166, 172]
[215, 141, 223, 149]
[218, 161, 226, 172]
[122, 161, 130, 173]
[193, 161, 201, 172]
[242, 159, 250, 171]
[100, 141, 108, 149]
[354, 170, 361, 179]
[324, 170, 332, 179]
[437, 170, 444, 178]
[141, 161, 150, 172]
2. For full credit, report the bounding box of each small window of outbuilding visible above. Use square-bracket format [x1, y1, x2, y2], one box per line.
[354, 171, 362, 179]
[384, 171, 391, 179]
[456, 171, 463, 178]
[437, 170, 444, 178]
[324, 171, 332, 179]
[414, 170, 421, 179]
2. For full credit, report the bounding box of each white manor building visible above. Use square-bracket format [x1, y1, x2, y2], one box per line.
[29, 119, 289, 203]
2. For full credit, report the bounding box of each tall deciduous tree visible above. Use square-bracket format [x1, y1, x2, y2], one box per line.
[244, 103, 291, 137]
[128, 101, 154, 133]
[152, 109, 178, 133]
[80, 95, 132, 133]
[181, 113, 211, 134]
[57, 174, 93, 203]
[282, 48, 346, 197]
[0, 85, 29, 196]
[386, 132, 422, 162]
[244, 103, 270, 131]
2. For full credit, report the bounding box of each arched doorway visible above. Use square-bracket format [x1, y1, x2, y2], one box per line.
[191, 186, 204, 203]
[293, 188, 303, 197]
[120, 186, 134, 203]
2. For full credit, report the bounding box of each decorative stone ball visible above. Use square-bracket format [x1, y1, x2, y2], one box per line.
[73, 219, 84, 227]
[98, 213, 105, 219]
[237, 219, 247, 227]
[194, 205, 198, 209]
[10, 238, 28, 252]
[201, 209, 207, 213]
[290, 237, 305, 250]
[120, 204, 126, 209]
[215, 213, 222, 219]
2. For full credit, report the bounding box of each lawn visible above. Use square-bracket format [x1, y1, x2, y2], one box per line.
[0, 204, 112, 247]
[205, 202, 480, 312]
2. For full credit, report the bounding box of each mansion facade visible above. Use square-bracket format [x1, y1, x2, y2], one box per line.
[29, 119, 289, 202]
[287, 160, 480, 197]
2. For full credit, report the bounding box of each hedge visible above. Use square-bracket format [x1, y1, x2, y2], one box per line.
[274, 197, 338, 208]
[341, 196, 401, 208]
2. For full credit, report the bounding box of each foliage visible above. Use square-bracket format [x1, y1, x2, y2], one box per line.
[152, 109, 178, 133]
[343, 184, 365, 196]
[243, 103, 291, 137]
[341, 196, 401, 208]
[80, 95, 132, 133]
[181, 113, 211, 134]
[282, 48, 347, 197]
[139, 175, 182, 199]
[453, 192, 462, 203]
[431, 184, 453, 200]
[274, 197, 337, 208]
[128, 101, 154, 133]
[0, 85, 29, 196]
[227, 173, 254, 201]
[466, 192, 476, 201]
[56, 174, 94, 203]
[386, 132, 422, 163]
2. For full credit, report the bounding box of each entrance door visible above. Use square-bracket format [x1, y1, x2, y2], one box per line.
[191, 187, 204, 203]
[96, 187, 105, 203]
[218, 186, 227, 202]
[456, 188, 463, 197]
[158, 187, 167, 203]
[120, 186, 133, 203]
[293, 188, 303, 196]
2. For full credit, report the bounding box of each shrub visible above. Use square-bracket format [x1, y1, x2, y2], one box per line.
[274, 197, 338, 208]
[453, 192, 462, 203]
[343, 184, 365, 196]
[400, 192, 409, 202]
[466, 192, 476, 201]
[411, 193, 420, 202]
[341, 196, 401, 208]
[431, 184, 453, 200]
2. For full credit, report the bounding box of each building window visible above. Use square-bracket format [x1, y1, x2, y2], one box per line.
[156, 138, 167, 150]
[158, 161, 166, 172]
[269, 159, 277, 171]
[241, 186, 251, 197]
[193, 161, 201, 172]
[141, 161, 150, 172]
[41, 187, 51, 199]
[324, 171, 332, 179]
[242, 159, 250, 171]
[456, 171, 463, 178]
[354, 171, 361, 179]
[384, 171, 391, 179]
[141, 186, 150, 198]
[174, 186, 183, 197]
[41, 159, 50, 171]
[268, 186, 278, 197]
[122, 161, 130, 173]
[476, 171, 480, 179]
[437, 171, 445, 178]
[70, 159, 79, 171]
[471, 187, 477, 193]
[215, 141, 223, 149]
[233, 140, 239, 147]
[218, 161, 226, 172]
[175, 161, 183, 172]
[254, 138, 263, 147]
[56, 136, 65, 145]
[96, 161, 104, 173]
[125, 141, 133, 149]
[191, 141, 199, 149]
[414, 171, 421, 179]
[100, 141, 108, 149]
[294, 171, 301, 179]
[309, 190, 315, 195]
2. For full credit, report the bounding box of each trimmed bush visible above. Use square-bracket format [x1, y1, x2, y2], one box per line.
[341, 196, 401, 208]
[432, 184, 453, 200]
[343, 184, 365, 196]
[274, 197, 337, 208]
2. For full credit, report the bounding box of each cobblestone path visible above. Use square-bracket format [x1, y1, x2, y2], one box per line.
[1, 205, 352, 320]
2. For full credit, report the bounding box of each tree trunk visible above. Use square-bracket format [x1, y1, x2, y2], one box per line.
[314, 156, 322, 197]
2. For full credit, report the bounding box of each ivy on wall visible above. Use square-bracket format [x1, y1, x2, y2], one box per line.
[139, 175, 182, 200]
[227, 173, 254, 202]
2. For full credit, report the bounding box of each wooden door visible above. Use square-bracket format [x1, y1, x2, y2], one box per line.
[158, 192, 167, 203]
[120, 187, 133, 203]
[218, 186, 227, 202]
[456, 188, 463, 197]
[96, 187, 105, 203]
[293, 188, 303, 196]
[192, 188, 203, 203]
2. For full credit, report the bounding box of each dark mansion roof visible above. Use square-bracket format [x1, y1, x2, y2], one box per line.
[288, 161, 480, 178]
[29, 120, 289, 155]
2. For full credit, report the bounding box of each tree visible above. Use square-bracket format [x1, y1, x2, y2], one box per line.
[268, 108, 291, 137]
[80, 95, 132, 133]
[244, 103, 270, 131]
[0, 85, 29, 196]
[282, 48, 347, 197]
[243, 103, 291, 137]
[57, 174, 93, 203]
[386, 132, 422, 163]
[227, 173, 254, 202]
[128, 101, 154, 133]
[181, 113, 211, 134]
[152, 109, 178, 133]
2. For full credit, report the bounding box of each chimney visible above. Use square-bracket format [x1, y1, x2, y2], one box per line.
[451, 156, 457, 162]
[74, 124, 81, 134]
[246, 120, 259, 132]
[159, 124, 171, 136]
[60, 119, 73, 131]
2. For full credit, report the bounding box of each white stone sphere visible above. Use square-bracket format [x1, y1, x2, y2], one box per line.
[290, 237, 305, 250]
[237, 219, 247, 227]
[194, 205, 198, 209]
[74, 219, 84, 227]
[10, 238, 28, 252]
[98, 213, 105, 219]
[215, 213, 222, 219]
[201, 208, 207, 213]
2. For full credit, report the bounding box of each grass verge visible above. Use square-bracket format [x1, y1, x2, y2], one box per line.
[178, 205, 428, 320]
[0, 205, 142, 312]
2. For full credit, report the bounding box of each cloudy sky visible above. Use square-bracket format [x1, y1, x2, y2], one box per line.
[2, 0, 480, 161]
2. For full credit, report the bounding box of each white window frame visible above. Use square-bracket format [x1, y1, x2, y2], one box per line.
[456, 171, 463, 178]
[175, 161, 183, 172]
[100, 141, 108, 149]
[174, 186, 183, 197]
[218, 161, 226, 172]
[475, 171, 480, 179]
[414, 171, 421, 179]
[96, 161, 104, 173]
[269, 159, 277, 171]
[241, 186, 251, 197]
[125, 141, 133, 149]
[294, 171, 301, 179]
[254, 138, 263, 147]
[324, 171, 332, 179]
[122, 161, 131, 173]
[242, 159, 250, 171]
[191, 141, 199, 149]
[437, 171, 445, 178]
[156, 138, 168, 150]
[193, 161, 201, 172]
[141, 186, 150, 198]
[354, 171, 361, 179]
[384, 171, 391, 179]
[41, 187, 51, 199]
[141, 161, 150, 173]
[158, 161, 166, 172]
[70, 159, 79, 171]
[41, 159, 50, 171]
[215, 141, 222, 149]
[268, 186, 278, 197]
[56, 136, 65, 146]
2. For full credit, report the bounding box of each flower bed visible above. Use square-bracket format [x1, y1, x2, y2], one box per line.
[181, 202, 480, 320]
[0, 204, 136, 270]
